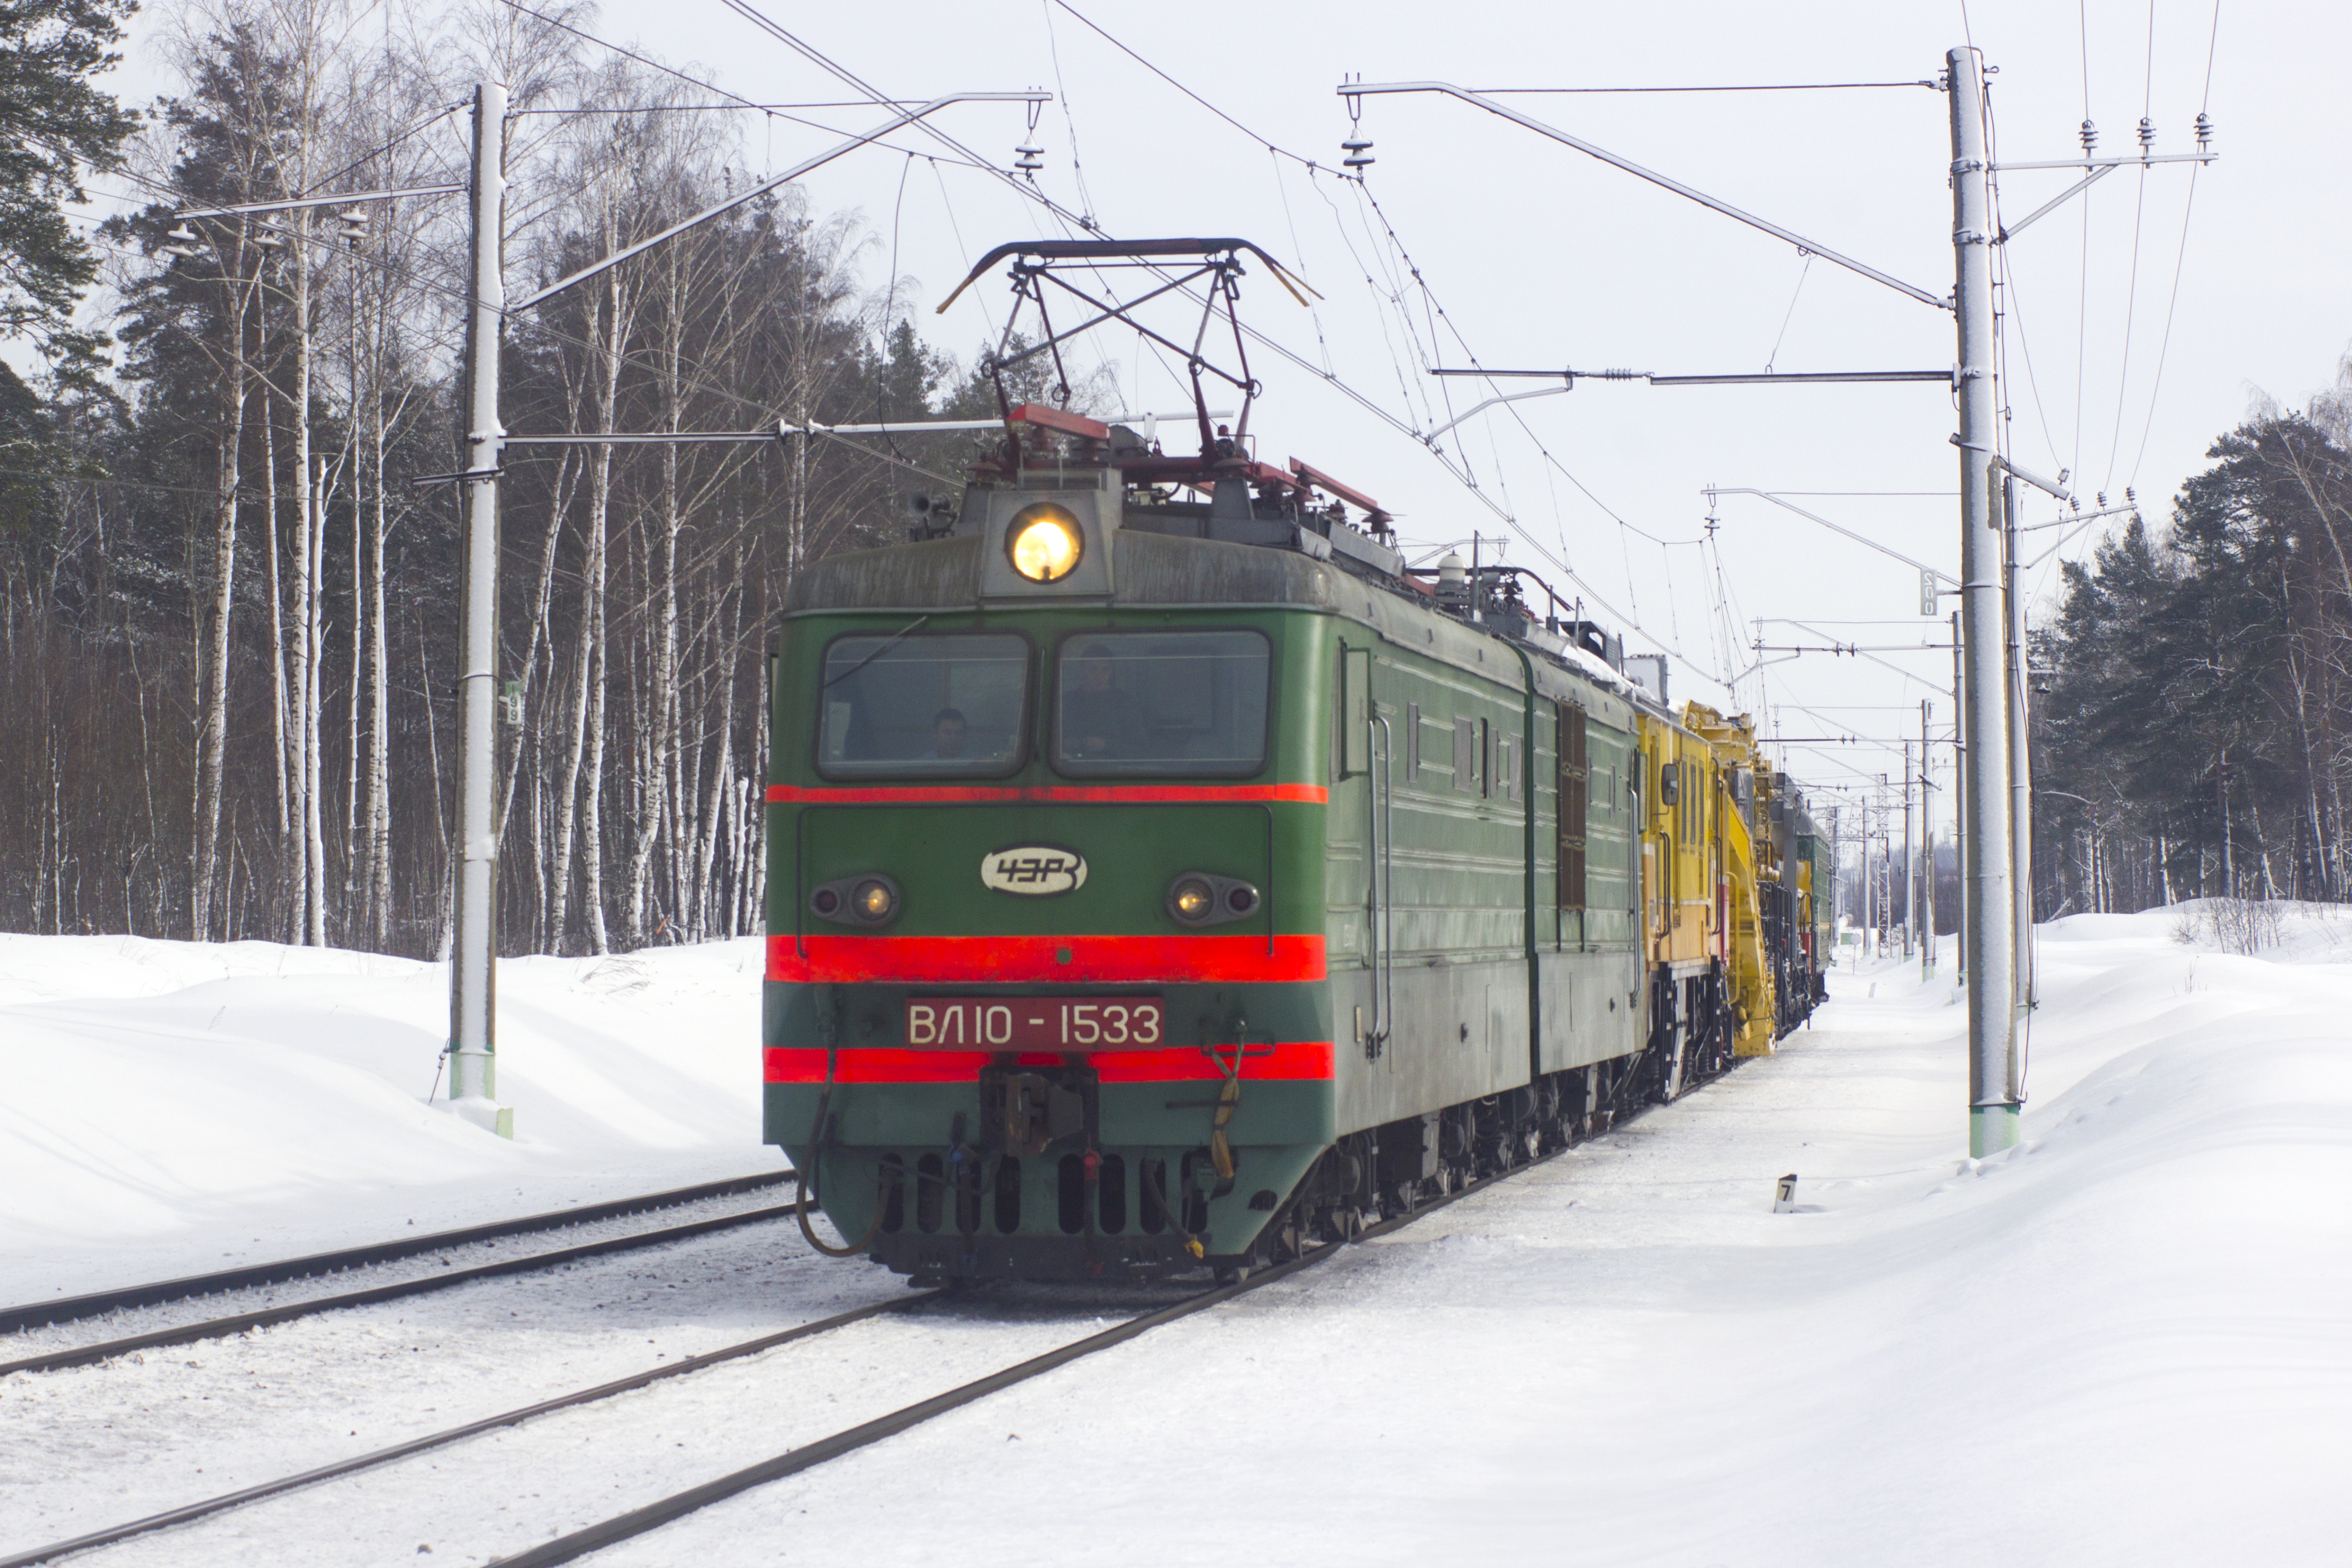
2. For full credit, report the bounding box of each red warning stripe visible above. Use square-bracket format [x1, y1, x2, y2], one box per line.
[762, 1040, 1336, 1085]
[766, 933, 1325, 986]
[764, 782, 1327, 806]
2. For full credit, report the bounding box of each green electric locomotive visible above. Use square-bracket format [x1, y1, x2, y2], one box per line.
[762, 239, 1815, 1283]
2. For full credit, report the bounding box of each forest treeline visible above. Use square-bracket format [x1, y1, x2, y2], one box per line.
[0, 0, 1052, 956]
[2032, 381, 2352, 914]
[3, 1, 2347, 956]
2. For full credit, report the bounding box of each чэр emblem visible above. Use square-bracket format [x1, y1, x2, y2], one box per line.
[981, 846, 1086, 896]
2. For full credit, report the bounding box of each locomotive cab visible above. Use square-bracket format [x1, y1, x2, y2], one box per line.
[767, 413, 1347, 1281]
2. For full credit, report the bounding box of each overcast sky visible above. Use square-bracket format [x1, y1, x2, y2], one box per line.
[94, 0, 2347, 831]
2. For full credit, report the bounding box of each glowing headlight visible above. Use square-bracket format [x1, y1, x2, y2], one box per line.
[1006, 503, 1083, 583]
[1169, 877, 1215, 923]
[853, 878, 897, 922]
[1166, 871, 1260, 927]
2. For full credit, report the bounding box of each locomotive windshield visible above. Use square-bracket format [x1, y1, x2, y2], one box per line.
[817, 632, 1029, 776]
[1053, 630, 1270, 777]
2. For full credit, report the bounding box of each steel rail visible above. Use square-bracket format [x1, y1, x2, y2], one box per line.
[488, 1144, 1573, 1568]
[0, 1170, 793, 1334]
[0, 1292, 939, 1568]
[8, 1084, 1705, 1565]
[0, 1199, 808, 1378]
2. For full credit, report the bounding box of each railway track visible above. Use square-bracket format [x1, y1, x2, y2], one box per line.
[2, 1143, 1561, 1568]
[0, 1170, 793, 1334]
[0, 1289, 934, 1568]
[0, 1173, 802, 1378]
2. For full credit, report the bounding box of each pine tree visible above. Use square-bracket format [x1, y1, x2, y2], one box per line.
[0, 0, 140, 376]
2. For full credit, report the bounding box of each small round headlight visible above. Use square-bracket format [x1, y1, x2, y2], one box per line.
[809, 887, 840, 917]
[853, 878, 897, 922]
[1007, 503, 1083, 583]
[1226, 885, 1259, 915]
[1170, 878, 1214, 923]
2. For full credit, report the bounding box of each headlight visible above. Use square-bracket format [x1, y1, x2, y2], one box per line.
[1169, 877, 1214, 923]
[1006, 503, 1083, 583]
[1167, 872, 1259, 926]
[852, 878, 897, 922]
[809, 874, 900, 926]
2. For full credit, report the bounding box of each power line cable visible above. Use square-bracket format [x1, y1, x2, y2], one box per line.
[1038, 1, 1099, 225]
[720, 0, 1725, 689]
[1764, 253, 1812, 373]
[1998, 243, 2065, 473]
[2100, 1, 2161, 493]
[1346, 180, 1724, 677]
[2126, 0, 2222, 487]
[1047, 0, 1311, 166]
[504, 0, 758, 109]
[2067, 0, 2096, 483]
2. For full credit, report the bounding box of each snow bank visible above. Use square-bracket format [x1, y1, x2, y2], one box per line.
[0, 934, 776, 1293]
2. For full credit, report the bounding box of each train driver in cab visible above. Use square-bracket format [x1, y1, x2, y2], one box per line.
[1062, 641, 1139, 759]
[923, 707, 968, 761]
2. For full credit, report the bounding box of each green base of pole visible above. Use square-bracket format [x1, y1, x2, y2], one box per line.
[446, 1048, 513, 1138]
[1969, 1102, 2020, 1157]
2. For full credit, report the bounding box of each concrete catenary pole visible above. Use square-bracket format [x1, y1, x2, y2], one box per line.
[448, 82, 511, 1137]
[1902, 741, 1915, 958]
[2004, 473, 2035, 1031]
[1922, 699, 1935, 979]
[1950, 608, 1966, 984]
[1829, 802, 1841, 951]
[1950, 48, 2017, 1155]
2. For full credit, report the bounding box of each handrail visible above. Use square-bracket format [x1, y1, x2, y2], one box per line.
[1366, 712, 1396, 1056]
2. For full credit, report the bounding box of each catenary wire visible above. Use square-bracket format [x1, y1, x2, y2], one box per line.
[719, 0, 1724, 689]
[2098, 2, 2161, 493]
[2125, 0, 2221, 486]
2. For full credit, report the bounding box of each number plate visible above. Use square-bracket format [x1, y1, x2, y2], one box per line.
[905, 996, 1164, 1050]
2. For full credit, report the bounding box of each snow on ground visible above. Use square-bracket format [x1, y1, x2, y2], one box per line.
[620, 903, 2348, 1567]
[0, 935, 781, 1297]
[3, 905, 2349, 1565]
